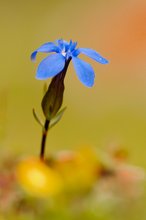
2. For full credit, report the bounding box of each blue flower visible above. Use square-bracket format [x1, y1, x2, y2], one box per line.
[31, 39, 109, 87]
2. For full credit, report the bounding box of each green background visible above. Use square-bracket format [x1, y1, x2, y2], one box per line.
[0, 0, 146, 167]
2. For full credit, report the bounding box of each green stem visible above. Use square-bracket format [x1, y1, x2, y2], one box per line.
[40, 119, 50, 160]
[39, 57, 72, 161]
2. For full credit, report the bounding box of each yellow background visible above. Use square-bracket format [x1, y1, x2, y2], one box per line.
[0, 0, 146, 167]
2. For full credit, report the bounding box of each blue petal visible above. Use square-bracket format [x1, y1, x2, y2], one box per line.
[65, 40, 72, 51]
[72, 57, 95, 87]
[56, 39, 64, 49]
[69, 41, 77, 52]
[72, 49, 80, 57]
[75, 48, 109, 64]
[56, 39, 68, 50]
[31, 42, 59, 61]
[36, 53, 65, 80]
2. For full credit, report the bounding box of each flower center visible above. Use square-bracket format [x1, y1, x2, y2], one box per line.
[61, 49, 67, 57]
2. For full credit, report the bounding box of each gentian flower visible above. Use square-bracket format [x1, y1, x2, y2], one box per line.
[31, 39, 109, 87]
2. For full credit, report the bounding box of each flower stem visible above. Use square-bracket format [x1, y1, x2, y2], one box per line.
[39, 57, 72, 161]
[40, 119, 50, 160]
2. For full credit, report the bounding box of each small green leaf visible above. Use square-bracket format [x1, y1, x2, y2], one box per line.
[32, 108, 44, 128]
[49, 107, 67, 129]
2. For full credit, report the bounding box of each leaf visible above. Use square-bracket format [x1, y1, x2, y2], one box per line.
[49, 107, 67, 129]
[32, 108, 44, 128]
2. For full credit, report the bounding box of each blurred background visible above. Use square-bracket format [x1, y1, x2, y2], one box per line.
[0, 0, 146, 219]
[1, 0, 146, 165]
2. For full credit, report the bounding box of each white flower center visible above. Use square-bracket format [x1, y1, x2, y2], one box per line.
[61, 49, 67, 57]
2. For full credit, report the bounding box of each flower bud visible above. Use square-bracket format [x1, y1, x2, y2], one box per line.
[41, 59, 71, 120]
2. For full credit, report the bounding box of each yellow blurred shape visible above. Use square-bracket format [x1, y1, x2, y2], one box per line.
[16, 158, 62, 197]
[26, 168, 47, 188]
[54, 146, 99, 193]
